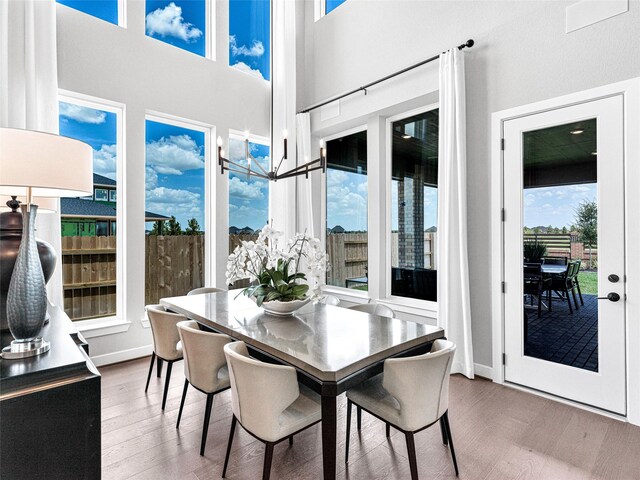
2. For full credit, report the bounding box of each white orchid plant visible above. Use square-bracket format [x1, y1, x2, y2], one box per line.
[226, 225, 329, 306]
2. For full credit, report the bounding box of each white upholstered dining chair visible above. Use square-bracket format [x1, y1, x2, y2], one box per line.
[222, 341, 322, 480]
[345, 339, 458, 479]
[187, 287, 226, 295]
[144, 304, 185, 411]
[348, 302, 396, 318]
[176, 320, 231, 456]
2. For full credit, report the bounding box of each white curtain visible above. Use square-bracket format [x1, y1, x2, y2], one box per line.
[0, 0, 63, 309]
[270, 0, 297, 239]
[437, 47, 474, 379]
[295, 112, 315, 237]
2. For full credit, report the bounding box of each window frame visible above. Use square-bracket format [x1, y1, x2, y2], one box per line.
[383, 103, 440, 314]
[144, 110, 215, 289]
[320, 124, 369, 299]
[58, 89, 128, 337]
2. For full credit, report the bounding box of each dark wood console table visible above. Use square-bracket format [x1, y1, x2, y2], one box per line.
[0, 306, 101, 479]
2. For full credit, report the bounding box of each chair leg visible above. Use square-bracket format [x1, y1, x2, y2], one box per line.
[357, 405, 362, 430]
[386, 423, 391, 438]
[443, 412, 459, 477]
[565, 287, 573, 314]
[157, 357, 163, 377]
[176, 379, 189, 428]
[144, 352, 156, 393]
[345, 399, 352, 464]
[289, 435, 293, 446]
[576, 281, 584, 305]
[571, 286, 580, 311]
[262, 442, 274, 480]
[405, 432, 419, 480]
[222, 415, 237, 478]
[200, 393, 215, 456]
[161, 361, 173, 411]
[439, 417, 448, 445]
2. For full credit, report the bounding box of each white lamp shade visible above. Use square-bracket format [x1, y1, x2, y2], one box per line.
[0, 127, 93, 197]
[0, 195, 58, 213]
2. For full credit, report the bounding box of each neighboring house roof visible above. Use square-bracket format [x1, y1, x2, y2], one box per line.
[229, 226, 240, 234]
[330, 225, 345, 234]
[238, 226, 254, 234]
[93, 173, 116, 187]
[60, 198, 168, 221]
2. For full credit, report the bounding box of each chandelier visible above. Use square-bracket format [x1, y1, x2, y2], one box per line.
[217, 133, 326, 181]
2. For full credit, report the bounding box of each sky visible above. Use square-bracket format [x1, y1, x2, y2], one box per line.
[390, 181, 437, 232]
[145, 1, 206, 56]
[228, 137, 270, 230]
[59, 101, 118, 182]
[229, 0, 270, 80]
[145, 120, 205, 230]
[57, 0, 118, 25]
[326, 168, 368, 232]
[326, 0, 348, 15]
[524, 184, 597, 228]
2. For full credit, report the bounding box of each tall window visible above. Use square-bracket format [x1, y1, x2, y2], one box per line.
[57, 0, 119, 25]
[145, 0, 206, 56]
[326, 0, 347, 15]
[325, 130, 368, 289]
[59, 99, 119, 321]
[145, 119, 206, 304]
[227, 134, 270, 287]
[390, 109, 439, 301]
[229, 0, 270, 80]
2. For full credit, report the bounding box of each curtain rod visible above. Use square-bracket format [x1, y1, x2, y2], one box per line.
[298, 39, 474, 115]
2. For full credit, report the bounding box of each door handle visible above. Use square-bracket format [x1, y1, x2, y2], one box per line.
[597, 292, 621, 302]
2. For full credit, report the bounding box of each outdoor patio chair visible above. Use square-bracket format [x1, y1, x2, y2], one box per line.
[523, 264, 552, 317]
[550, 261, 579, 314]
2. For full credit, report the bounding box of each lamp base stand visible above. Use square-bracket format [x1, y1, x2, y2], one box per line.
[2, 338, 50, 359]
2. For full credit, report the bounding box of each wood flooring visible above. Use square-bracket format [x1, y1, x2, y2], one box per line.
[100, 357, 640, 480]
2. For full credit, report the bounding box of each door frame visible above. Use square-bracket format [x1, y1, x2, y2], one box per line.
[490, 78, 640, 426]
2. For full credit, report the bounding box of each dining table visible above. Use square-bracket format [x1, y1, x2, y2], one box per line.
[160, 290, 445, 480]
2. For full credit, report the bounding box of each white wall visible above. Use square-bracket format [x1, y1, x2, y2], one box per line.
[56, 1, 270, 363]
[302, 0, 640, 367]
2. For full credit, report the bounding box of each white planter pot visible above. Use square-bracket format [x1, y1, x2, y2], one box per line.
[259, 297, 311, 316]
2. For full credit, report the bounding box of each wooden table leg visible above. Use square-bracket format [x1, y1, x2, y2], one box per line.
[321, 394, 337, 480]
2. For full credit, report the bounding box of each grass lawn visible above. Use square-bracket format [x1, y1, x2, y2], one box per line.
[578, 271, 598, 295]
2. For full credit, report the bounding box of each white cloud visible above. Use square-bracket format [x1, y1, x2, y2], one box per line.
[229, 35, 265, 57]
[93, 144, 117, 180]
[231, 62, 264, 80]
[146, 186, 201, 219]
[229, 176, 266, 200]
[145, 2, 203, 43]
[146, 166, 158, 191]
[59, 103, 106, 124]
[146, 134, 204, 175]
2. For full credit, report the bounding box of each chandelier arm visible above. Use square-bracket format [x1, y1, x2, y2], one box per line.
[276, 158, 323, 175]
[224, 157, 257, 172]
[226, 167, 270, 180]
[275, 163, 325, 180]
[248, 153, 271, 176]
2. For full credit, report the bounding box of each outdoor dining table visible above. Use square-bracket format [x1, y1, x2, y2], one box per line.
[160, 290, 444, 480]
[540, 264, 568, 275]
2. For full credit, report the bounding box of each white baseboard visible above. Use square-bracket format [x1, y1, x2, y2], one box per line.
[91, 344, 153, 367]
[474, 363, 494, 380]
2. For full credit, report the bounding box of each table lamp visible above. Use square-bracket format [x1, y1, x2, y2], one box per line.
[0, 128, 93, 359]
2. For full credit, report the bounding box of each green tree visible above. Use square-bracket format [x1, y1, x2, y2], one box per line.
[150, 220, 165, 236]
[561, 226, 568, 234]
[575, 200, 597, 269]
[167, 216, 182, 236]
[185, 218, 201, 235]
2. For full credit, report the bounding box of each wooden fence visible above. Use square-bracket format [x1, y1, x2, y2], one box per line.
[326, 233, 368, 287]
[62, 235, 205, 321]
[523, 233, 598, 264]
[62, 236, 117, 321]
